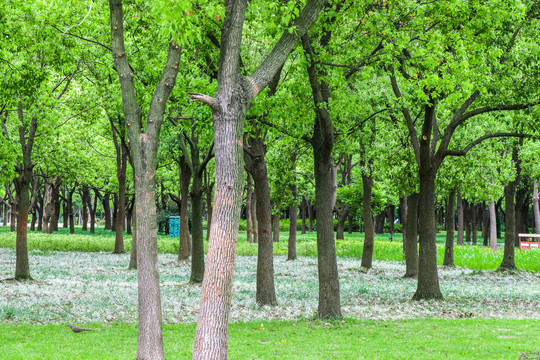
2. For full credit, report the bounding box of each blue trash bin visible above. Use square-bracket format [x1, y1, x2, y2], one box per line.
[169, 216, 181, 237]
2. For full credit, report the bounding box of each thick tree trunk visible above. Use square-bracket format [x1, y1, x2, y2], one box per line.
[443, 188, 456, 267]
[413, 171, 442, 300]
[456, 189, 464, 246]
[14, 176, 32, 280]
[288, 184, 297, 260]
[489, 201, 497, 250]
[361, 174, 375, 269]
[403, 193, 419, 278]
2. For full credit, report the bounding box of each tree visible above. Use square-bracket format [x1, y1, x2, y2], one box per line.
[108, 0, 182, 357]
[188, 1, 328, 357]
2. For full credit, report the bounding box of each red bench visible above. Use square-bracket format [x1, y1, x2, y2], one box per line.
[518, 233, 540, 250]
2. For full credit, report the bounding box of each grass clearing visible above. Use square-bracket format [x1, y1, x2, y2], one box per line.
[1, 226, 538, 271]
[0, 319, 538, 359]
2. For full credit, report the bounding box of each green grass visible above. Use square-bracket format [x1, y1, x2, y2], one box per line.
[0, 226, 539, 272]
[1, 319, 538, 359]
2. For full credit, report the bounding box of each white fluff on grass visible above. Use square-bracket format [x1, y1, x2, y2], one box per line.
[0, 248, 538, 324]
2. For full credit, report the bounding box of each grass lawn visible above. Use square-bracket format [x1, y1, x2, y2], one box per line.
[1, 319, 539, 359]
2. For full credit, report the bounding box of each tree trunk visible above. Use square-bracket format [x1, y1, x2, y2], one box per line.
[308, 200, 314, 232]
[251, 191, 258, 243]
[89, 189, 98, 234]
[400, 194, 407, 244]
[191, 1, 328, 356]
[126, 198, 133, 235]
[67, 187, 76, 235]
[443, 188, 456, 267]
[204, 175, 213, 242]
[246, 172, 253, 243]
[404, 193, 419, 278]
[102, 193, 112, 230]
[361, 174, 374, 269]
[301, 196, 307, 235]
[387, 204, 395, 237]
[533, 180, 540, 234]
[499, 181, 517, 269]
[288, 184, 297, 260]
[244, 124, 277, 306]
[113, 141, 128, 254]
[482, 203, 489, 246]
[489, 201, 497, 250]
[190, 167, 205, 283]
[273, 213, 280, 243]
[456, 189, 464, 245]
[112, 194, 118, 232]
[178, 158, 192, 261]
[413, 171, 442, 300]
[471, 203, 477, 245]
[128, 201, 137, 270]
[335, 202, 348, 240]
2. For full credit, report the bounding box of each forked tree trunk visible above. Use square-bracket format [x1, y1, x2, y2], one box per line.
[335, 202, 348, 240]
[443, 188, 456, 267]
[404, 193, 419, 278]
[109, 0, 182, 357]
[191, 0, 328, 356]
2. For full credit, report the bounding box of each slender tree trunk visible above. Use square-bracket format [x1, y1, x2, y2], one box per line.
[499, 182, 517, 269]
[308, 200, 314, 232]
[482, 204, 489, 246]
[335, 202, 348, 240]
[113, 145, 128, 254]
[443, 188, 456, 267]
[251, 191, 258, 243]
[489, 201, 497, 250]
[14, 176, 32, 280]
[178, 159, 192, 261]
[361, 174, 375, 269]
[457, 189, 464, 246]
[533, 180, 540, 234]
[112, 194, 118, 232]
[404, 193, 419, 278]
[288, 184, 297, 260]
[400, 194, 408, 245]
[246, 173, 253, 243]
[103, 193, 112, 230]
[89, 189, 98, 234]
[301, 197, 307, 235]
[273, 213, 280, 243]
[204, 178, 213, 242]
[128, 201, 137, 270]
[471, 203, 477, 245]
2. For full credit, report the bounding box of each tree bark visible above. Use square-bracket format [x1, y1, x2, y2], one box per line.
[361, 173, 374, 269]
[404, 193, 419, 278]
[245, 172, 253, 243]
[273, 213, 280, 243]
[533, 180, 540, 234]
[178, 157, 192, 261]
[457, 189, 464, 245]
[471, 203, 477, 245]
[109, 0, 182, 357]
[102, 192, 112, 230]
[191, 1, 328, 357]
[335, 201, 348, 240]
[443, 188, 456, 267]
[489, 201, 497, 250]
[288, 184, 297, 260]
[301, 197, 307, 234]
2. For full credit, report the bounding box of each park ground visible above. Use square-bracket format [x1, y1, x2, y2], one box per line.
[0, 227, 539, 359]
